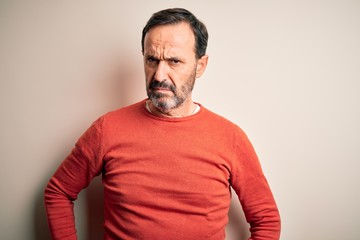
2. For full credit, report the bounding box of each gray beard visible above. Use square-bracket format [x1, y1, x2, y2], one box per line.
[148, 91, 184, 111]
[146, 67, 196, 112]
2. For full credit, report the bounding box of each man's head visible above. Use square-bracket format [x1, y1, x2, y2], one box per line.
[142, 8, 208, 59]
[142, 8, 209, 114]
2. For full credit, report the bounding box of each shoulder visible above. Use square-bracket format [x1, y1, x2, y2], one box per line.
[101, 100, 146, 121]
[199, 104, 239, 130]
[198, 104, 251, 142]
[84, 100, 147, 134]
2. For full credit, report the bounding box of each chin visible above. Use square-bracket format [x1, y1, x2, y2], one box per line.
[150, 97, 178, 111]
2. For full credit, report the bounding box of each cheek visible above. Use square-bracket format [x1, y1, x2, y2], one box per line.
[144, 66, 154, 80]
[170, 66, 189, 79]
[173, 67, 193, 81]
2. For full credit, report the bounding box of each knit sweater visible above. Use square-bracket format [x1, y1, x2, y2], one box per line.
[44, 100, 281, 240]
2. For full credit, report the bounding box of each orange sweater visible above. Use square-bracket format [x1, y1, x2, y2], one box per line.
[44, 100, 280, 239]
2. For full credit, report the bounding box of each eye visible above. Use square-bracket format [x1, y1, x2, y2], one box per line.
[147, 56, 157, 62]
[146, 56, 159, 66]
[169, 58, 181, 65]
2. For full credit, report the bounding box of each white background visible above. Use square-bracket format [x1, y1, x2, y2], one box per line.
[1, 1, 359, 239]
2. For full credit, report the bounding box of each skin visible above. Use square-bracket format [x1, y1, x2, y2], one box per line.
[143, 22, 208, 118]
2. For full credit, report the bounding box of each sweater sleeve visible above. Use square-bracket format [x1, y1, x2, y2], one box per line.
[230, 127, 281, 240]
[44, 117, 104, 240]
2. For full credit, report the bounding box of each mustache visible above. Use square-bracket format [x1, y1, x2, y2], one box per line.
[149, 80, 176, 92]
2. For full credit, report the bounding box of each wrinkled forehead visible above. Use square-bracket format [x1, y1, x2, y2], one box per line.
[143, 22, 196, 56]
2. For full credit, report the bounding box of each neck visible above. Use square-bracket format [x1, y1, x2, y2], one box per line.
[146, 99, 197, 118]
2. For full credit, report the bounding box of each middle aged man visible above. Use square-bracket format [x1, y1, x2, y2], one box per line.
[45, 8, 281, 240]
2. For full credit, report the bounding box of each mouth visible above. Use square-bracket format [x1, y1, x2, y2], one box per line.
[149, 80, 175, 94]
[153, 87, 172, 92]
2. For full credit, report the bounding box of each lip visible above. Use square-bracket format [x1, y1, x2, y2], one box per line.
[153, 87, 172, 92]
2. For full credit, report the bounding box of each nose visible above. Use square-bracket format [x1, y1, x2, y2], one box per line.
[154, 61, 169, 82]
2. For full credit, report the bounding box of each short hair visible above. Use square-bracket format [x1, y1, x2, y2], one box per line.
[141, 8, 209, 59]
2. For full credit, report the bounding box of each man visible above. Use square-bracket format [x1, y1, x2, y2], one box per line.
[45, 8, 281, 240]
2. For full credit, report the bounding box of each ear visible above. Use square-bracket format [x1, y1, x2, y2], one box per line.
[195, 55, 209, 78]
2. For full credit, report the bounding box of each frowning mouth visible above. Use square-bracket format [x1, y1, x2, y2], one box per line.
[149, 80, 175, 93]
[153, 87, 172, 92]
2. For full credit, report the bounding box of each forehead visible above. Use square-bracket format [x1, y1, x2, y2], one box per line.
[143, 22, 196, 55]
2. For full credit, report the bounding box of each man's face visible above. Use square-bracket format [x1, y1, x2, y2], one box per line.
[143, 22, 201, 112]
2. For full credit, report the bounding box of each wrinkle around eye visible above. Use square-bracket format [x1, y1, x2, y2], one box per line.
[145, 56, 159, 67]
[147, 56, 158, 62]
[167, 58, 183, 66]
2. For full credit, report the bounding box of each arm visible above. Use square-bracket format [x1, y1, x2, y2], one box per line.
[231, 128, 281, 240]
[44, 118, 104, 239]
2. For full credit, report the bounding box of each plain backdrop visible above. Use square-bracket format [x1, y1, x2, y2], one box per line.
[1, 1, 359, 239]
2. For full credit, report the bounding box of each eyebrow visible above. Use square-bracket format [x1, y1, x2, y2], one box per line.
[145, 54, 183, 62]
